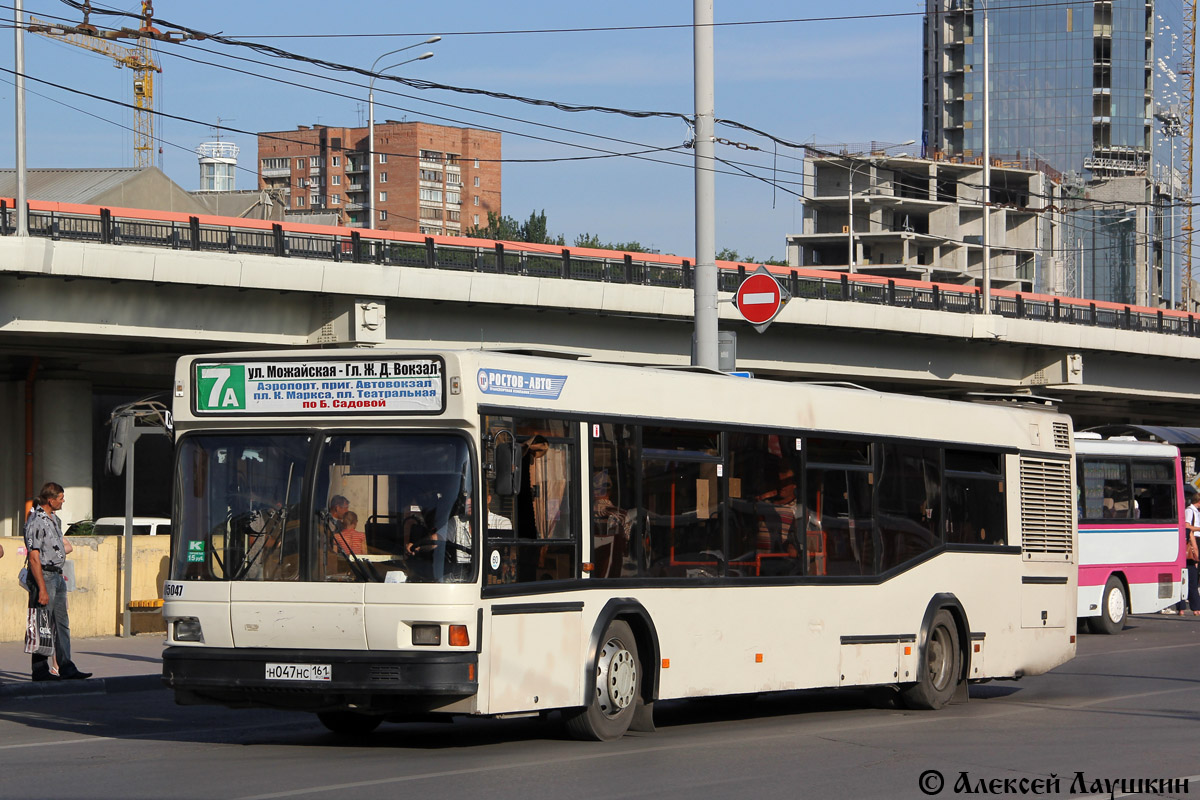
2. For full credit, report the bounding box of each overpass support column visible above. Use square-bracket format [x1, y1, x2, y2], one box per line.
[0, 383, 20, 536]
[32, 380, 93, 526]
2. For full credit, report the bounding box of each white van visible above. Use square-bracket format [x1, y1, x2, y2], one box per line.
[91, 517, 172, 537]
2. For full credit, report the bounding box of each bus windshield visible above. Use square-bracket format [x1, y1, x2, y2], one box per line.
[171, 432, 475, 584]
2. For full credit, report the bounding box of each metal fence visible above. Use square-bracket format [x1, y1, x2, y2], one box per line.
[3, 201, 1198, 338]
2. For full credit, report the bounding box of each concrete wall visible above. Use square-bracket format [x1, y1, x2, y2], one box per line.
[0, 535, 169, 643]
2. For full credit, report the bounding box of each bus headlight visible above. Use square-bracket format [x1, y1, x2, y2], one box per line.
[412, 624, 441, 646]
[173, 617, 204, 643]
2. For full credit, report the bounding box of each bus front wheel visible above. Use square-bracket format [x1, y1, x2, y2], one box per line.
[901, 609, 961, 710]
[564, 619, 641, 741]
[1088, 577, 1127, 635]
[317, 710, 382, 736]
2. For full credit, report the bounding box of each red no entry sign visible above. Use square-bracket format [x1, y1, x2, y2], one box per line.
[735, 272, 784, 325]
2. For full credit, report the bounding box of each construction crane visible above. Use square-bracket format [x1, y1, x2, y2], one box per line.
[28, 2, 193, 169]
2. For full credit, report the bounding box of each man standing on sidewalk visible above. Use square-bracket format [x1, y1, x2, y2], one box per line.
[25, 482, 90, 682]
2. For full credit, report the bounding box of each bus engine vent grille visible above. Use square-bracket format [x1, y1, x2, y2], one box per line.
[369, 665, 405, 682]
[1052, 422, 1071, 451]
[1019, 456, 1074, 555]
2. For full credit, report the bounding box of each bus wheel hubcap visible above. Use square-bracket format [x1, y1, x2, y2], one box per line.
[597, 637, 636, 716]
[928, 627, 951, 690]
[1107, 588, 1125, 621]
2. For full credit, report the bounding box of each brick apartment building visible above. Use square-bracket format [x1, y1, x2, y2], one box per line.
[257, 121, 501, 235]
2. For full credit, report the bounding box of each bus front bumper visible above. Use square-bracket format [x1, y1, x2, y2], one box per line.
[162, 646, 478, 711]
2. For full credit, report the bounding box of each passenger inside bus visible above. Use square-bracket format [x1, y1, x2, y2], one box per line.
[591, 469, 631, 578]
[334, 511, 366, 555]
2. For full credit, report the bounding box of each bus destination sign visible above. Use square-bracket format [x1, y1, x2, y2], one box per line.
[194, 358, 443, 414]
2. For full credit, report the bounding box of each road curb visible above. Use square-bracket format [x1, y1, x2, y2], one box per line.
[0, 674, 163, 700]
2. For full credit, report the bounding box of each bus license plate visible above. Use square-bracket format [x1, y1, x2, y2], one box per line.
[265, 663, 331, 682]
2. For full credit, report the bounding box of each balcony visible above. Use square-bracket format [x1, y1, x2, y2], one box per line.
[345, 202, 365, 212]
[309, 166, 322, 176]
[345, 162, 367, 174]
[261, 167, 290, 179]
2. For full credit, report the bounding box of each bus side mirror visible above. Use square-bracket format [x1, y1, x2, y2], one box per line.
[107, 413, 134, 476]
[494, 441, 523, 496]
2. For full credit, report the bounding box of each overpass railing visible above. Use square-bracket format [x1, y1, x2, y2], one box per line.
[3, 198, 1197, 338]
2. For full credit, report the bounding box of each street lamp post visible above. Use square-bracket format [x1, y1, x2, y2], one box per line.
[846, 141, 914, 272]
[367, 38, 439, 230]
[14, 0, 28, 236]
[846, 159, 875, 273]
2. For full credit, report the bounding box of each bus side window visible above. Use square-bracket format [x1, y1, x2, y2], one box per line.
[1131, 460, 1176, 522]
[483, 416, 578, 585]
[944, 450, 1006, 546]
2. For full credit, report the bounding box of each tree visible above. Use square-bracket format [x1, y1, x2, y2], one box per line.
[573, 232, 604, 249]
[574, 232, 652, 253]
[467, 209, 563, 245]
[520, 210, 564, 245]
[716, 248, 787, 266]
[465, 211, 522, 241]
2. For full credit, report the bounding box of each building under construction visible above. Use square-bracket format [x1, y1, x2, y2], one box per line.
[921, 0, 1194, 309]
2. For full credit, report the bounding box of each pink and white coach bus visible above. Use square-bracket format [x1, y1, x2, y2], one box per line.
[1075, 433, 1185, 633]
[160, 348, 1078, 738]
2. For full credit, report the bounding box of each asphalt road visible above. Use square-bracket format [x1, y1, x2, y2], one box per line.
[2, 614, 1199, 800]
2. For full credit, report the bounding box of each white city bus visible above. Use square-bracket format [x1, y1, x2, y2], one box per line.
[161, 348, 1077, 739]
[1075, 433, 1184, 633]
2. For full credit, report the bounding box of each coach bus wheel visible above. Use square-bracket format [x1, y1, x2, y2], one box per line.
[901, 609, 961, 710]
[317, 711, 383, 736]
[1088, 577, 1127, 635]
[564, 620, 640, 741]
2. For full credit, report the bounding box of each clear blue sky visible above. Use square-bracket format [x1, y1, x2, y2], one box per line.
[2, 1, 923, 261]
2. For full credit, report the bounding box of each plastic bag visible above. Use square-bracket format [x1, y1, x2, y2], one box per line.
[23, 606, 54, 657]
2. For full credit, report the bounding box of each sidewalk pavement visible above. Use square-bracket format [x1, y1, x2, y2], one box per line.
[0, 633, 165, 699]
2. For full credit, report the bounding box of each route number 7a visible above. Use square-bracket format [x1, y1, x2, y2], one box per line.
[200, 367, 241, 409]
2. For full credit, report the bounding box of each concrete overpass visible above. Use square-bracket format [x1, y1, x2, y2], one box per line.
[2, 199, 1198, 532]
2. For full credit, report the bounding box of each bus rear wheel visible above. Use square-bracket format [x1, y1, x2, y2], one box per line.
[317, 710, 382, 736]
[1088, 576, 1126, 635]
[901, 609, 961, 710]
[564, 620, 640, 741]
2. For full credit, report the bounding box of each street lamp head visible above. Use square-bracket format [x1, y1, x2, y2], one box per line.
[424, 36, 443, 44]
[415, 51, 434, 61]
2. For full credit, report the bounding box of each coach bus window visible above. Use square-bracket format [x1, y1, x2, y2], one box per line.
[1131, 460, 1177, 522]
[726, 433, 802, 577]
[1079, 460, 1130, 520]
[589, 423, 638, 578]
[312, 434, 474, 583]
[172, 434, 309, 582]
[483, 416, 577, 585]
[944, 450, 1006, 546]
[806, 438, 875, 576]
[877, 443, 940, 571]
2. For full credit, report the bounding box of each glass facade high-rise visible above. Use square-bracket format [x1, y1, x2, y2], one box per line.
[923, 0, 1185, 307]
